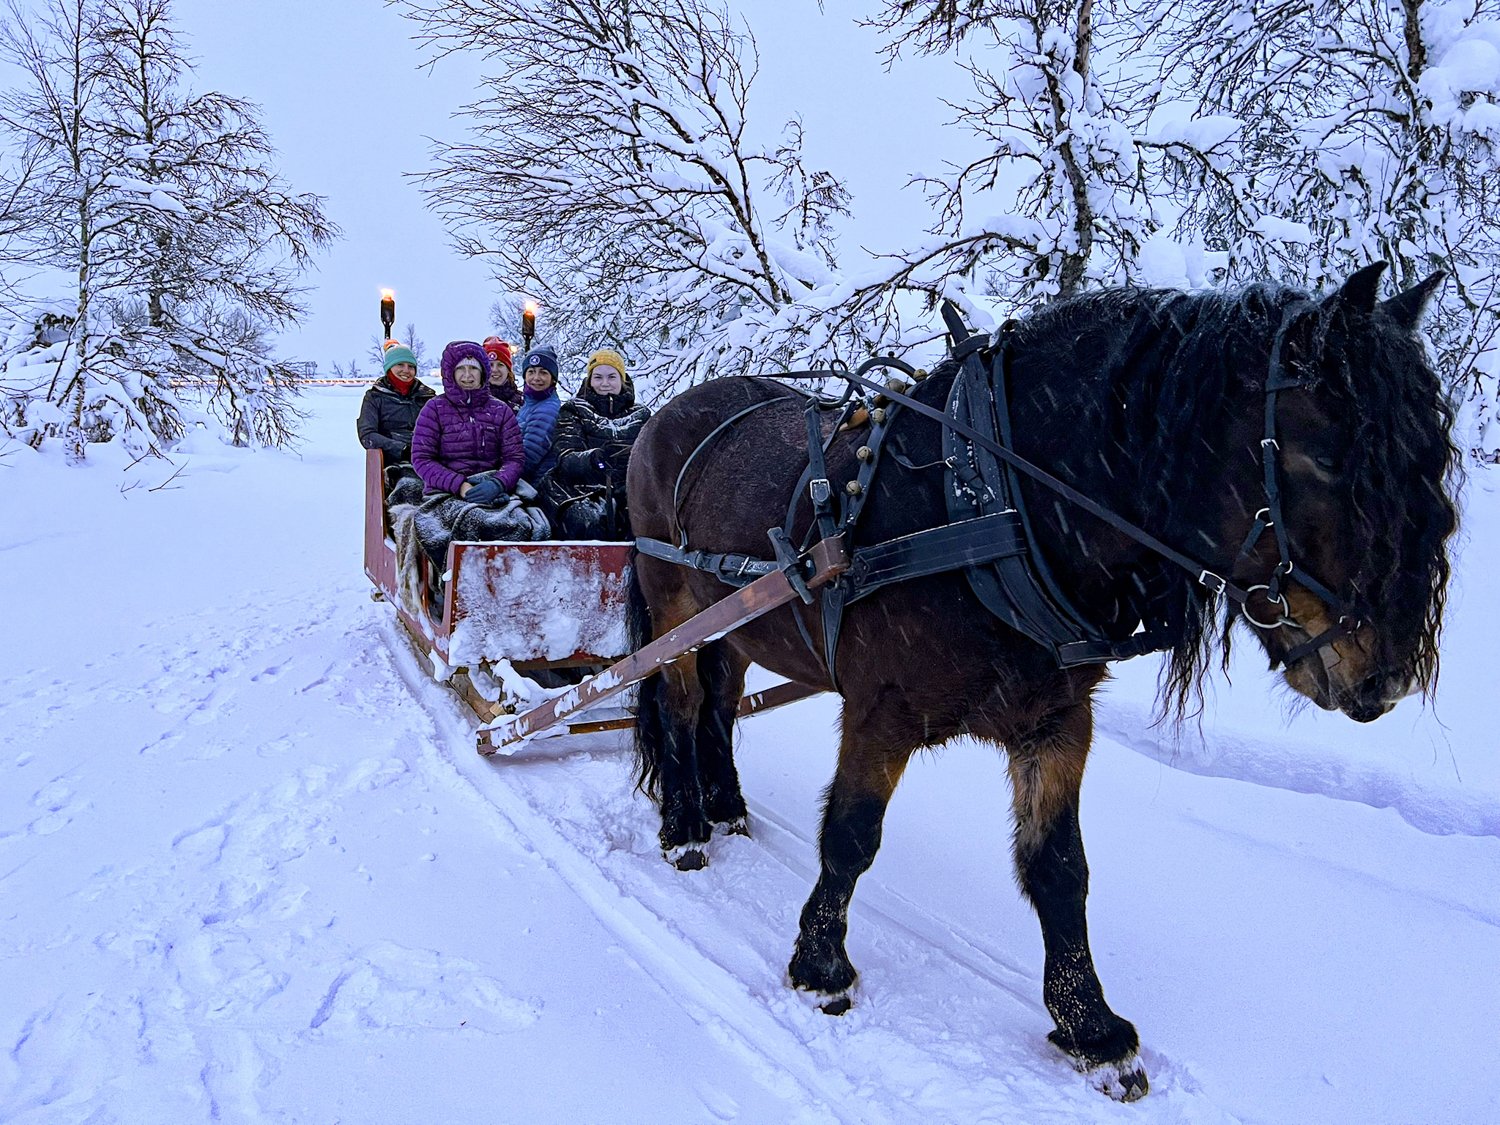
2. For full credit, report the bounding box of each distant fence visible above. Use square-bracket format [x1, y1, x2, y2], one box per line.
[283, 361, 366, 386]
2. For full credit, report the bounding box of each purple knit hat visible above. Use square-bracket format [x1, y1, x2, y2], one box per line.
[440, 340, 492, 397]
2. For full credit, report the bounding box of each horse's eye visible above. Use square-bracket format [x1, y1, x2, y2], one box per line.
[1314, 455, 1340, 473]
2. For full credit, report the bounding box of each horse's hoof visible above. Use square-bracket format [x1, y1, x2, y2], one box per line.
[818, 994, 852, 1016]
[789, 979, 855, 1016]
[1049, 1015, 1144, 1100]
[1074, 1052, 1149, 1102]
[715, 815, 749, 838]
[665, 844, 708, 871]
[788, 940, 857, 999]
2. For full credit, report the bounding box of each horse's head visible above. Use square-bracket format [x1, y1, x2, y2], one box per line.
[1228, 264, 1459, 722]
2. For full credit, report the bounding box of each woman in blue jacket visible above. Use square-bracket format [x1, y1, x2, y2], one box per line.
[517, 346, 562, 482]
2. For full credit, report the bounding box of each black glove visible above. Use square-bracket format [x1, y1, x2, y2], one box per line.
[588, 448, 609, 474]
[604, 441, 631, 475]
[464, 476, 505, 506]
[397, 443, 413, 464]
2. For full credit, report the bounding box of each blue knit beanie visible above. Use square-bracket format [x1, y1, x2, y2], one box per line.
[523, 346, 559, 379]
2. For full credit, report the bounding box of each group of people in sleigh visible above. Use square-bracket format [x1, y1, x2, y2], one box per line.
[357, 335, 651, 542]
[357, 335, 650, 612]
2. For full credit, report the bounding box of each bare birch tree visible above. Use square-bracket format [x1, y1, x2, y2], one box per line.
[852, 0, 1162, 332]
[1131, 0, 1500, 459]
[396, 0, 871, 392]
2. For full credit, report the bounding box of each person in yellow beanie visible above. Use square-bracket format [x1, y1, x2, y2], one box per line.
[536, 346, 652, 538]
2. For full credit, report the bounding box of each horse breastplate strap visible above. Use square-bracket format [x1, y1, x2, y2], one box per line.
[943, 341, 1172, 667]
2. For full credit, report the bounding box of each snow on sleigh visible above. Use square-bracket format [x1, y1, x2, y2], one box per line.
[363, 448, 819, 750]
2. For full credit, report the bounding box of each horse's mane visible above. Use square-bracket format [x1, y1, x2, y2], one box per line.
[994, 283, 1459, 720]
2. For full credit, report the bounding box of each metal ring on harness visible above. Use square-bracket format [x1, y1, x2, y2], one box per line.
[1242, 585, 1293, 629]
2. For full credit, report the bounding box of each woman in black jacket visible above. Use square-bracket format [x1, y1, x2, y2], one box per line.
[357, 342, 434, 464]
[537, 347, 651, 539]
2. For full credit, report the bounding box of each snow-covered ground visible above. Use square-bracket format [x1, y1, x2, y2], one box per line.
[1, 388, 1495, 1124]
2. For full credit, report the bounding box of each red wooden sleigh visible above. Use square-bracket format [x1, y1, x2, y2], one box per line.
[363, 450, 825, 753]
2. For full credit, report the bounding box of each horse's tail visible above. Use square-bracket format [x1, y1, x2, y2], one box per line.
[627, 551, 664, 801]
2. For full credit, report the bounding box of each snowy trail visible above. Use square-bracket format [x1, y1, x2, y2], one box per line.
[2, 390, 1494, 1123]
[401, 649, 1497, 1124]
[391, 625, 1238, 1125]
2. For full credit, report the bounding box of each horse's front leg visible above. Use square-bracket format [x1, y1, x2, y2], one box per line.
[1004, 700, 1148, 1101]
[788, 710, 913, 1013]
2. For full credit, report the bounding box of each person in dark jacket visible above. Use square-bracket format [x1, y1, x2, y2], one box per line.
[482, 336, 522, 410]
[537, 346, 652, 539]
[356, 342, 434, 463]
[517, 345, 562, 482]
[410, 341, 525, 500]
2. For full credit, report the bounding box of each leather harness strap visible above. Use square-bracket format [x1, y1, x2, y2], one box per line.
[636, 303, 1361, 678]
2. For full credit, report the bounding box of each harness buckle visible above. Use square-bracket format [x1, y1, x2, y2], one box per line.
[1261, 438, 1280, 451]
[809, 478, 831, 505]
[1198, 570, 1227, 595]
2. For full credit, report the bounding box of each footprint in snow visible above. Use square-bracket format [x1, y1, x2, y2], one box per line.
[28, 780, 87, 836]
[342, 757, 409, 793]
[307, 942, 539, 1035]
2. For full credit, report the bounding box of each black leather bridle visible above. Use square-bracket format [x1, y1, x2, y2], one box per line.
[1231, 300, 1364, 665]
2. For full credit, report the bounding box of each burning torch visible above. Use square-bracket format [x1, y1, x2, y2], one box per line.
[521, 300, 537, 355]
[380, 288, 395, 342]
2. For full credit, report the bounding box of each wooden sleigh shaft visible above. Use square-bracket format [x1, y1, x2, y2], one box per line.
[478, 536, 848, 754]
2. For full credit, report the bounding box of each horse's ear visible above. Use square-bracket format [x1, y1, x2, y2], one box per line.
[1325, 261, 1389, 314]
[1381, 271, 1446, 330]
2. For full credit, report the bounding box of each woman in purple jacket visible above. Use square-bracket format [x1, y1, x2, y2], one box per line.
[411, 341, 525, 503]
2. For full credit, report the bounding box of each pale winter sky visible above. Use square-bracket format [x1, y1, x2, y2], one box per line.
[164, 0, 962, 374]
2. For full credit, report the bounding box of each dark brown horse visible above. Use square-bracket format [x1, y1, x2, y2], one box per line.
[624, 264, 1458, 1100]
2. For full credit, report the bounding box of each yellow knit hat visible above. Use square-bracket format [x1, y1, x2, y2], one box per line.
[587, 347, 628, 379]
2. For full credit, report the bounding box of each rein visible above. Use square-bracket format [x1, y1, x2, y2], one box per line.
[819, 308, 1361, 665]
[640, 301, 1361, 673]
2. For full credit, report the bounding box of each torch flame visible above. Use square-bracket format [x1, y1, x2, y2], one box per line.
[381, 288, 395, 301]
[523, 300, 538, 315]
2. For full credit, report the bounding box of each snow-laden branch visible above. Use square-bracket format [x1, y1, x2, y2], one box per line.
[395, 0, 877, 393]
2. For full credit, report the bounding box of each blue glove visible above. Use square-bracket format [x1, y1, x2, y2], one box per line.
[464, 476, 505, 506]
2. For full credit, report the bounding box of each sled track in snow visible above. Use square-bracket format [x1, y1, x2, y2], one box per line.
[383, 618, 1238, 1124]
[1095, 700, 1500, 840]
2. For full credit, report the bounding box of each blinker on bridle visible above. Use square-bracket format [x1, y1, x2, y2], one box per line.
[1232, 300, 1364, 667]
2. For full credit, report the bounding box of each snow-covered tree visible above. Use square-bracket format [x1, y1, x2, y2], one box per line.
[0, 0, 336, 460]
[487, 290, 600, 382]
[396, 0, 873, 392]
[854, 0, 1165, 331]
[1129, 0, 1500, 459]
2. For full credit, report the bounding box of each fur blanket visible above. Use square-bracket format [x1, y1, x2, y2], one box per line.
[387, 471, 552, 617]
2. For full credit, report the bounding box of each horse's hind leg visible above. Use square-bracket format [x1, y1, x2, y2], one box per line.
[631, 570, 714, 870]
[694, 640, 750, 835]
[788, 708, 914, 1012]
[1002, 701, 1147, 1101]
[636, 652, 713, 869]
